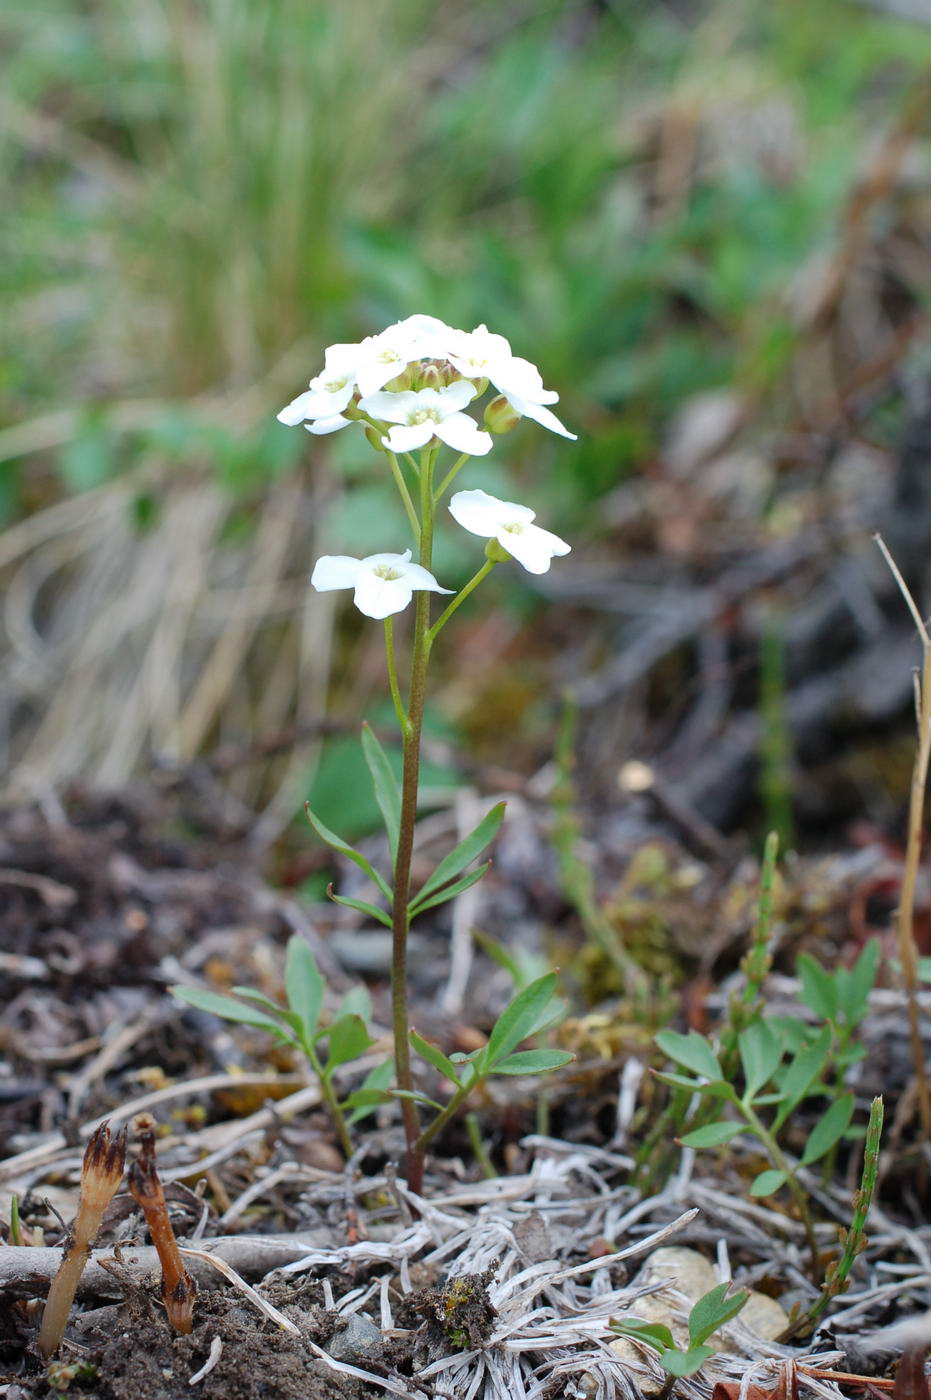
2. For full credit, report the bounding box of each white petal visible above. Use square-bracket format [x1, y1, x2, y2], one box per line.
[322, 342, 361, 375]
[300, 382, 355, 416]
[396, 561, 454, 594]
[435, 380, 477, 412]
[353, 571, 415, 619]
[359, 390, 419, 424]
[277, 390, 320, 425]
[489, 356, 555, 403]
[304, 414, 352, 435]
[383, 422, 434, 453]
[310, 555, 363, 591]
[496, 522, 571, 575]
[434, 413, 493, 456]
[506, 393, 577, 440]
[389, 314, 455, 358]
[361, 549, 413, 568]
[449, 488, 535, 538]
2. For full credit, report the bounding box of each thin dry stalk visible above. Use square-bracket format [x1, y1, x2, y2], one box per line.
[128, 1113, 196, 1334]
[37, 1121, 126, 1360]
[874, 533, 931, 1142]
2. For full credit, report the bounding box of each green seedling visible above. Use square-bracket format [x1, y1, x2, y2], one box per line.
[611, 1282, 750, 1388]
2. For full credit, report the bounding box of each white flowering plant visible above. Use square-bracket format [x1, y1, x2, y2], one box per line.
[176, 314, 576, 1190]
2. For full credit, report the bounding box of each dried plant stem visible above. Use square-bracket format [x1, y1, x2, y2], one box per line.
[874, 534, 931, 1143]
[128, 1114, 196, 1334]
[37, 1121, 126, 1360]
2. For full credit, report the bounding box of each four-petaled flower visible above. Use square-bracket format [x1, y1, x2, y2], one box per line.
[361, 382, 492, 456]
[445, 324, 577, 440]
[311, 550, 452, 620]
[449, 489, 571, 575]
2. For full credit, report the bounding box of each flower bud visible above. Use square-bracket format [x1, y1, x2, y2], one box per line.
[364, 425, 388, 453]
[485, 537, 512, 564]
[484, 395, 520, 434]
[418, 362, 443, 392]
[384, 366, 413, 392]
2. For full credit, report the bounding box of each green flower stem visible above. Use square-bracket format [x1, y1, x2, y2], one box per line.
[384, 619, 410, 737]
[426, 560, 497, 648]
[301, 1036, 353, 1159]
[741, 1100, 820, 1278]
[385, 450, 420, 541]
[433, 452, 470, 504]
[391, 445, 437, 1194]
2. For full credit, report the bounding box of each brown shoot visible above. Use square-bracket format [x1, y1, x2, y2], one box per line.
[874, 533, 931, 1144]
[37, 1120, 127, 1361]
[128, 1113, 196, 1335]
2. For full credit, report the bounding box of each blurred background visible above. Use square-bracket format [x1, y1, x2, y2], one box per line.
[4, 0, 931, 866]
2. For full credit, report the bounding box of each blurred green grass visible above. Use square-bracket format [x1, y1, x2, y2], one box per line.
[4, 0, 929, 522]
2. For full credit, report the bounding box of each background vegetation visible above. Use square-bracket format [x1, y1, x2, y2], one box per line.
[3, 0, 931, 844]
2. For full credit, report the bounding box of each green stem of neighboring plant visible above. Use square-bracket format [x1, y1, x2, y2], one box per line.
[426, 560, 497, 647]
[741, 1100, 820, 1280]
[465, 1112, 497, 1179]
[301, 1036, 353, 1159]
[391, 446, 437, 1193]
[414, 1077, 474, 1156]
[795, 1095, 884, 1338]
[384, 619, 410, 737]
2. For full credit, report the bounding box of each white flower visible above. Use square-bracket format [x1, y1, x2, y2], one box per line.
[277, 343, 359, 426]
[449, 488, 571, 575]
[446, 324, 577, 440]
[361, 382, 493, 456]
[310, 549, 452, 620]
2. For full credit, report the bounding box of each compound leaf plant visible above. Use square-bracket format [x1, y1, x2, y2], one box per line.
[174, 315, 577, 1189]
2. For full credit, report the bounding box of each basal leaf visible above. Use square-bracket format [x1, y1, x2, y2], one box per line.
[231, 988, 305, 1039]
[610, 1319, 676, 1351]
[325, 1013, 373, 1069]
[304, 802, 392, 901]
[413, 802, 506, 906]
[660, 1345, 713, 1377]
[655, 1030, 722, 1082]
[738, 1021, 783, 1103]
[410, 1029, 461, 1083]
[797, 954, 837, 1022]
[328, 888, 392, 928]
[680, 1121, 743, 1149]
[839, 938, 880, 1024]
[749, 1168, 788, 1197]
[489, 1048, 575, 1075]
[773, 1027, 832, 1130]
[360, 722, 401, 861]
[344, 1057, 394, 1124]
[800, 1093, 855, 1166]
[688, 1283, 749, 1347]
[339, 985, 372, 1023]
[172, 985, 288, 1036]
[486, 972, 559, 1066]
[284, 934, 324, 1037]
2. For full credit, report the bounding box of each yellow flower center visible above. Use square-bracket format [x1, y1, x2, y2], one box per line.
[372, 565, 401, 581]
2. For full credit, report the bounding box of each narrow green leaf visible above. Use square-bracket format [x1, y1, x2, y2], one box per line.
[680, 1121, 743, 1149]
[660, 1346, 713, 1377]
[800, 1093, 855, 1166]
[839, 938, 880, 1024]
[610, 1319, 676, 1351]
[325, 1013, 373, 1069]
[773, 1027, 831, 1130]
[413, 802, 506, 906]
[304, 803, 392, 901]
[390, 1088, 447, 1112]
[655, 1030, 722, 1082]
[231, 988, 305, 1039]
[284, 935, 324, 1037]
[410, 1029, 462, 1083]
[652, 1070, 703, 1093]
[489, 1049, 575, 1076]
[360, 722, 401, 861]
[738, 1022, 783, 1102]
[688, 1284, 749, 1347]
[328, 888, 392, 928]
[408, 863, 490, 917]
[749, 1168, 788, 1197]
[485, 972, 559, 1066]
[172, 985, 287, 1035]
[797, 954, 837, 1022]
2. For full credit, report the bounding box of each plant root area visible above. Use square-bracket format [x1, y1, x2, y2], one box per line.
[2, 783, 931, 1400]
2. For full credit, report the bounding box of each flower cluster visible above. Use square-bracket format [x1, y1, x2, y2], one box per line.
[278, 313, 574, 617]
